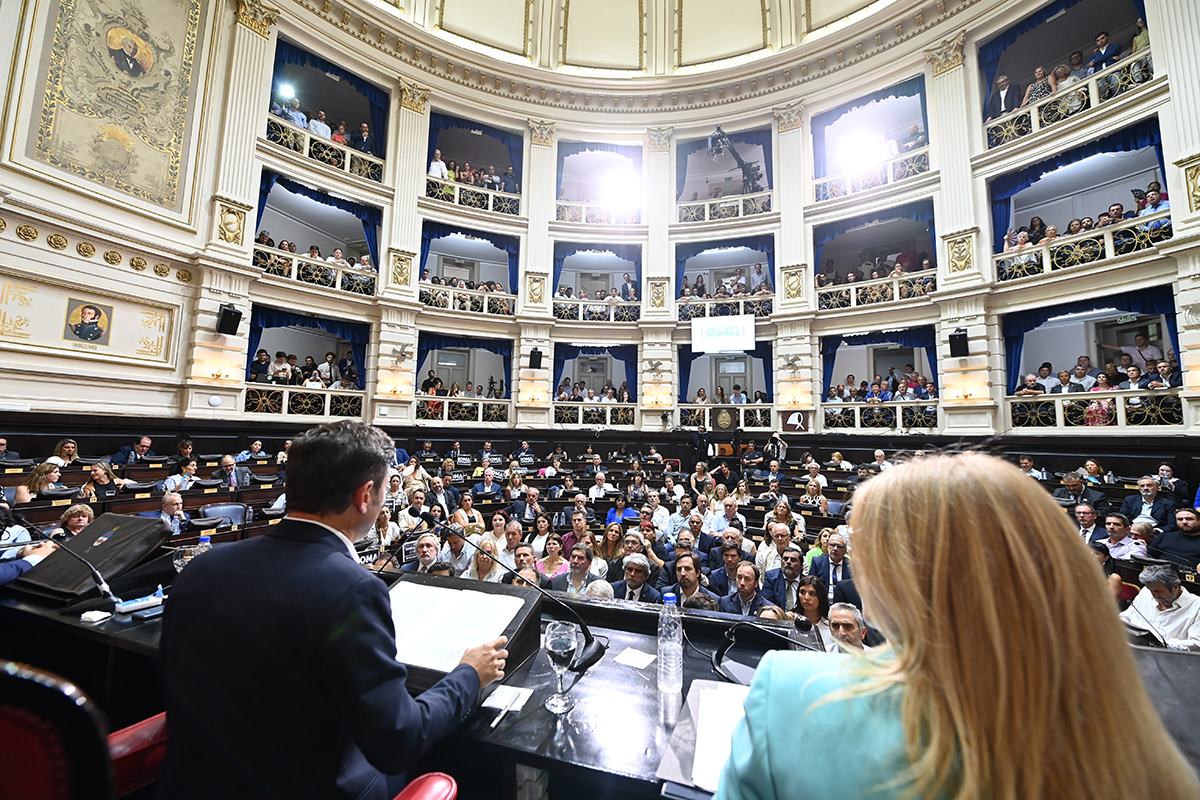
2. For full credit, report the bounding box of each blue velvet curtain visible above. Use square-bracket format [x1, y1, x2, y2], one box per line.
[977, 0, 1089, 119]
[813, 199, 935, 270]
[675, 128, 774, 200]
[419, 221, 520, 292]
[675, 235, 776, 297]
[552, 344, 639, 400]
[552, 242, 642, 294]
[556, 142, 643, 197]
[821, 326, 939, 394]
[257, 170, 383, 266]
[417, 333, 513, 397]
[427, 112, 524, 181]
[273, 39, 389, 158]
[246, 304, 371, 388]
[677, 342, 773, 402]
[1001, 285, 1178, 393]
[811, 76, 928, 178]
[989, 118, 1163, 252]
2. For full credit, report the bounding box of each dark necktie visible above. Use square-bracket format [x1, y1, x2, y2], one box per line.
[627, 589, 635, 601]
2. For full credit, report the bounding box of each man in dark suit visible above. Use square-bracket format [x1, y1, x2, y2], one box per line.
[508, 486, 545, 523]
[550, 545, 600, 597]
[808, 532, 851, 600]
[985, 74, 1022, 120]
[427, 475, 460, 519]
[0, 436, 18, 460]
[210, 454, 253, 488]
[351, 122, 378, 156]
[660, 552, 718, 605]
[1074, 504, 1104, 544]
[610, 553, 662, 603]
[1052, 474, 1110, 518]
[689, 425, 712, 467]
[718, 562, 767, 616]
[157, 420, 507, 800]
[399, 532, 440, 573]
[656, 528, 710, 590]
[708, 543, 745, 597]
[136, 492, 191, 536]
[471, 467, 501, 498]
[476, 441, 499, 464]
[830, 579, 886, 647]
[112, 435, 156, 466]
[1119, 476, 1178, 531]
[761, 546, 805, 613]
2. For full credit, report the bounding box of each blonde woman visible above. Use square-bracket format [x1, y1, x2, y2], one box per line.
[467, 538, 504, 582]
[504, 470, 527, 501]
[765, 499, 802, 538]
[731, 479, 752, 506]
[44, 438, 79, 467]
[797, 480, 830, 514]
[805, 527, 834, 573]
[76, 461, 129, 501]
[829, 451, 853, 471]
[46, 504, 94, 538]
[718, 453, 1200, 800]
[14, 464, 64, 504]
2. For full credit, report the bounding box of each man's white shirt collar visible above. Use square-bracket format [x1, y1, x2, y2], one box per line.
[288, 515, 360, 561]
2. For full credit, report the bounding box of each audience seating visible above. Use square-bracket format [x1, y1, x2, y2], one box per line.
[199, 502, 250, 526]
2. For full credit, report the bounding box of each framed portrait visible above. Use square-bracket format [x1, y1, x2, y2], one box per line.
[64, 298, 114, 347]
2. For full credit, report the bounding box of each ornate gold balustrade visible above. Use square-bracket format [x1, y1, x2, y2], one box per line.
[994, 211, 1172, 283]
[426, 177, 521, 216]
[418, 282, 516, 317]
[554, 201, 641, 225]
[264, 116, 385, 182]
[244, 386, 365, 418]
[820, 401, 940, 433]
[1006, 389, 1183, 431]
[678, 404, 774, 430]
[677, 191, 772, 223]
[815, 269, 936, 311]
[552, 403, 638, 427]
[253, 247, 377, 296]
[552, 297, 642, 323]
[813, 148, 930, 203]
[677, 295, 774, 321]
[415, 397, 512, 424]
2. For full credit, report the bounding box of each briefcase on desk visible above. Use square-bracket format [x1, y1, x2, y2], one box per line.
[13, 513, 171, 599]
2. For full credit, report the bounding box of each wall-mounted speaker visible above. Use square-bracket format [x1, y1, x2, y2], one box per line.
[949, 329, 969, 358]
[216, 304, 242, 336]
[529, 348, 543, 370]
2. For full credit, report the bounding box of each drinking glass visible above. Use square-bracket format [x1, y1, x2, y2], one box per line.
[172, 546, 196, 573]
[544, 621, 578, 715]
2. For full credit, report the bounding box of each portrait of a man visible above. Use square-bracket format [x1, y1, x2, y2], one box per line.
[64, 300, 113, 346]
[108, 32, 149, 77]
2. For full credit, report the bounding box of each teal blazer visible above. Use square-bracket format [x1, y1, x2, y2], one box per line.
[717, 651, 910, 800]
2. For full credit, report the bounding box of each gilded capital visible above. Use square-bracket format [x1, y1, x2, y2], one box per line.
[773, 100, 804, 133]
[235, 0, 280, 39]
[924, 30, 966, 77]
[646, 126, 673, 153]
[528, 118, 556, 147]
[399, 77, 431, 114]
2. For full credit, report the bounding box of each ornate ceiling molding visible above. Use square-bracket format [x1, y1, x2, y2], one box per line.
[924, 29, 966, 77]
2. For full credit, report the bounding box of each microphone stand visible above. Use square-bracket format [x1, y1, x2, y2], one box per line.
[712, 618, 824, 685]
[404, 522, 607, 674]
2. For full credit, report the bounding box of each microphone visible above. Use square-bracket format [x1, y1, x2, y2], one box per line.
[1123, 594, 1171, 647]
[415, 522, 607, 674]
[712, 619, 824, 685]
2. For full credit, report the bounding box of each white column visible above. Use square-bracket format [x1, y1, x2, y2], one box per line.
[521, 119, 556, 315]
[1145, 0, 1200, 231]
[772, 101, 811, 313]
[392, 79, 432, 257]
[644, 126, 674, 313]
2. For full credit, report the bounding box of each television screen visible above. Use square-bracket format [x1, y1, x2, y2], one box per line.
[690, 315, 756, 353]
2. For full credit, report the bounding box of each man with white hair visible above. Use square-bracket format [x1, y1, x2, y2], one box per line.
[495, 522, 523, 570]
[704, 497, 747, 537]
[871, 450, 893, 471]
[1120, 565, 1200, 650]
[828, 602, 868, 651]
[588, 472, 609, 500]
[583, 580, 614, 599]
[400, 532, 440, 573]
[610, 553, 662, 603]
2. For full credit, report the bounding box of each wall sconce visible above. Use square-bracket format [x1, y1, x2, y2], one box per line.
[210, 368, 230, 380]
[649, 359, 664, 378]
[388, 385, 399, 395]
[784, 355, 802, 375]
[392, 344, 412, 364]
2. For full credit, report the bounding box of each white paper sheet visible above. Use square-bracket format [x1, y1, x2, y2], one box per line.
[482, 685, 533, 711]
[691, 683, 750, 792]
[389, 581, 526, 672]
[613, 647, 657, 669]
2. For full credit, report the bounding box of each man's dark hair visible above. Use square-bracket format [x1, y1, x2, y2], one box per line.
[1176, 507, 1199, 518]
[428, 561, 452, 573]
[1106, 513, 1131, 528]
[570, 544, 593, 562]
[682, 593, 719, 611]
[514, 543, 534, 556]
[675, 551, 701, 573]
[286, 421, 394, 515]
[720, 542, 740, 555]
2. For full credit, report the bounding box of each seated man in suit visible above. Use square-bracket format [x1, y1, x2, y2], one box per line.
[210, 455, 253, 488]
[719, 561, 767, 616]
[761, 545, 805, 614]
[137, 491, 191, 535]
[711, 521, 755, 568]
[1120, 476, 1178, 531]
[707, 543, 744, 598]
[510, 440, 537, 462]
[476, 441, 500, 465]
[426, 475, 460, 519]
[157, 420, 507, 799]
[657, 524, 711, 590]
[808, 532, 851, 601]
[414, 441, 439, 460]
[761, 460, 786, 485]
[1052, 473, 1110, 518]
[550, 544, 600, 598]
[0, 436, 20, 460]
[471, 467, 501, 498]
[660, 551, 718, 605]
[508, 486, 545, 523]
[501, 543, 552, 589]
[113, 435, 156, 466]
[399, 531, 441, 573]
[610, 553, 662, 603]
[583, 454, 605, 477]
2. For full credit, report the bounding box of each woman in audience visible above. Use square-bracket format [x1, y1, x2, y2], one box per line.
[596, 523, 626, 574]
[1066, 218, 1083, 235]
[625, 473, 649, 505]
[1026, 215, 1048, 244]
[447, 383, 461, 397]
[805, 528, 834, 573]
[766, 499, 801, 538]
[693, 388, 709, 404]
[480, 509, 509, 551]
[452, 493, 485, 534]
[714, 386, 728, 404]
[14, 464, 64, 504]
[400, 456, 431, 495]
[798, 480, 830, 514]
[76, 461, 127, 501]
[44, 438, 79, 467]
[525, 512, 554, 558]
[163, 458, 199, 492]
[504, 471, 527, 501]
[606, 496, 638, 526]
[719, 454, 1200, 800]
[46, 504, 94, 539]
[536, 533, 568, 579]
[794, 575, 831, 642]
[1021, 66, 1057, 108]
[1085, 373, 1117, 426]
[446, 160, 458, 181]
[1042, 225, 1060, 243]
[384, 474, 406, 511]
[690, 461, 715, 498]
[829, 451, 853, 470]
[693, 275, 707, 297]
[467, 539, 504, 583]
[373, 507, 401, 549]
[437, 457, 456, 479]
[732, 480, 752, 506]
[1079, 458, 1112, 484]
[332, 121, 350, 145]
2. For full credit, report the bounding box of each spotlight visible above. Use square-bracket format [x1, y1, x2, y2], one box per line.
[279, 85, 295, 99]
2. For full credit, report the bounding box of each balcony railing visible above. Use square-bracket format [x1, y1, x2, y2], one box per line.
[552, 297, 642, 323]
[253, 247, 377, 296]
[821, 401, 940, 432]
[986, 50, 1154, 149]
[555, 201, 641, 225]
[416, 397, 512, 424]
[677, 191, 773, 223]
[244, 386, 364, 418]
[678, 295, 773, 321]
[264, 116, 385, 182]
[994, 212, 1172, 283]
[425, 177, 521, 216]
[679, 404, 774, 430]
[552, 402, 638, 427]
[815, 269, 936, 311]
[813, 148, 930, 203]
[1006, 389, 1182, 430]
[419, 283, 516, 317]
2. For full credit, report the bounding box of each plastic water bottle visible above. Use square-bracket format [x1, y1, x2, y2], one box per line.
[657, 592, 684, 693]
[1106, 471, 1115, 484]
[191, 535, 212, 561]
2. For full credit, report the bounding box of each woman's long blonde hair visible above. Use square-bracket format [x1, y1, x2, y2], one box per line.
[850, 453, 1198, 799]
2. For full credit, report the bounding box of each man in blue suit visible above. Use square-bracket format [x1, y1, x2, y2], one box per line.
[136, 492, 190, 535]
[399, 532, 440, 573]
[112, 435, 156, 466]
[718, 561, 767, 616]
[471, 467, 501, 498]
[1120, 477, 1178, 531]
[761, 546, 805, 613]
[0, 540, 57, 585]
[157, 421, 508, 800]
[656, 527, 710, 590]
[808, 532, 851, 600]
[660, 552, 718, 604]
[610, 553, 662, 603]
[707, 543, 744, 597]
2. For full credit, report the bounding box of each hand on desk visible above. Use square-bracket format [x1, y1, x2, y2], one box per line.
[21, 542, 58, 559]
[461, 635, 509, 685]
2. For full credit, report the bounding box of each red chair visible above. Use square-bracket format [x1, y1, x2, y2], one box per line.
[393, 772, 457, 800]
